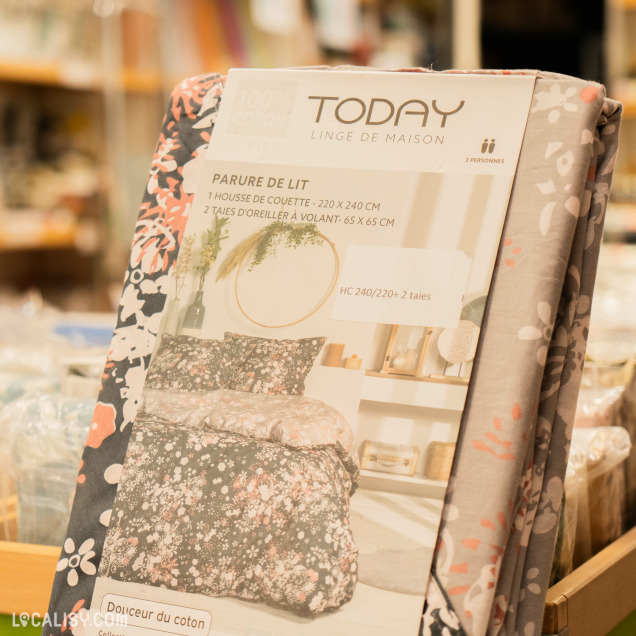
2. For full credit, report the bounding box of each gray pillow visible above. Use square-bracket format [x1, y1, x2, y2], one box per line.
[145, 333, 254, 392]
[225, 333, 326, 396]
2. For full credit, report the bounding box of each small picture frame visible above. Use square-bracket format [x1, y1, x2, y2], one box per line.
[380, 325, 433, 377]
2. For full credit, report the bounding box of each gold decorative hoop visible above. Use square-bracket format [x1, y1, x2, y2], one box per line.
[233, 232, 340, 328]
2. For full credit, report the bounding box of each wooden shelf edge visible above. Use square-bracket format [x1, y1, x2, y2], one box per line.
[121, 68, 164, 94]
[0, 541, 60, 615]
[543, 526, 636, 635]
[0, 59, 163, 94]
[621, 101, 636, 118]
[364, 370, 470, 386]
[0, 60, 62, 87]
[611, 0, 636, 9]
[0, 235, 78, 252]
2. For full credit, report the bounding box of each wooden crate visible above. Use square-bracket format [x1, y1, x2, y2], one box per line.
[0, 541, 60, 615]
[543, 526, 636, 635]
[0, 529, 635, 630]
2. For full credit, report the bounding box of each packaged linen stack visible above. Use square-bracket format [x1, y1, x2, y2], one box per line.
[574, 244, 636, 529]
[0, 294, 113, 543]
[549, 444, 585, 585]
[0, 394, 94, 546]
[592, 364, 636, 527]
[541, 246, 636, 602]
[42, 69, 621, 636]
[549, 426, 632, 584]
[0, 293, 62, 405]
[0, 291, 112, 406]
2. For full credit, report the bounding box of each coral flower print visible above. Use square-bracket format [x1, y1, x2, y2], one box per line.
[56, 538, 97, 587]
[45, 73, 226, 633]
[100, 414, 358, 616]
[85, 402, 116, 449]
[43, 70, 621, 636]
[517, 301, 554, 365]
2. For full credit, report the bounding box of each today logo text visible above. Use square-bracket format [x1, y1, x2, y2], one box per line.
[308, 96, 465, 127]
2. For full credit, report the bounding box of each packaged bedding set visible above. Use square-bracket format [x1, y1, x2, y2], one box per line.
[44, 68, 621, 636]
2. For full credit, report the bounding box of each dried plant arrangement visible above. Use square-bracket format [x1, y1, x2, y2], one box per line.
[195, 216, 230, 290]
[216, 221, 322, 281]
[173, 235, 195, 299]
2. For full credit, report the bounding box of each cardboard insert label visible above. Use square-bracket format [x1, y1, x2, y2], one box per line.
[101, 595, 211, 636]
[86, 69, 535, 636]
[332, 246, 471, 327]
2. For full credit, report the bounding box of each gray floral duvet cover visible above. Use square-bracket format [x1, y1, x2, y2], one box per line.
[100, 390, 359, 617]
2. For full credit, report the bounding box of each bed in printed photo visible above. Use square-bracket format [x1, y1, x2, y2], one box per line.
[100, 331, 363, 617]
[100, 395, 358, 616]
[98, 331, 442, 622]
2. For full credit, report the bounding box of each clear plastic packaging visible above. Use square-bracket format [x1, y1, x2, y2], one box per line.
[0, 393, 93, 546]
[59, 355, 107, 400]
[600, 366, 636, 527]
[571, 427, 632, 565]
[581, 357, 633, 391]
[574, 386, 624, 428]
[581, 333, 634, 390]
[0, 292, 114, 395]
[0, 373, 59, 407]
[0, 295, 63, 403]
[550, 445, 586, 584]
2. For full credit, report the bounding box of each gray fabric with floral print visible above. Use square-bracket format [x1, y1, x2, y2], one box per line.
[44, 71, 621, 636]
[145, 334, 255, 392]
[226, 333, 326, 396]
[422, 75, 622, 636]
[100, 411, 358, 617]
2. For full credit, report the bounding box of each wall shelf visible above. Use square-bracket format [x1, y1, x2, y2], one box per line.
[611, 0, 636, 9]
[0, 60, 63, 88]
[359, 469, 448, 498]
[0, 231, 78, 252]
[361, 373, 468, 411]
[0, 59, 162, 94]
[0, 213, 85, 252]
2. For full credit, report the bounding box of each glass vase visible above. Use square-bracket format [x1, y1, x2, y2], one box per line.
[163, 297, 181, 334]
[181, 291, 205, 336]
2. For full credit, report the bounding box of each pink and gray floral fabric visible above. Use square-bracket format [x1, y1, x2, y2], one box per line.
[225, 333, 326, 396]
[144, 333, 255, 392]
[100, 401, 358, 616]
[45, 70, 621, 636]
[144, 332, 325, 396]
[422, 73, 621, 636]
[140, 388, 358, 462]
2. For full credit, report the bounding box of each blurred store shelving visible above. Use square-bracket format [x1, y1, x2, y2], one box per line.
[6, 0, 634, 308]
[3, 0, 634, 309]
[0, 0, 457, 311]
[605, 0, 636, 242]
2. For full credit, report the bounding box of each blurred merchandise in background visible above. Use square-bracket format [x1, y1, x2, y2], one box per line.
[0, 0, 457, 312]
[481, 0, 605, 84]
[1, 3, 636, 634]
[3, 1, 635, 315]
[0, 291, 112, 544]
